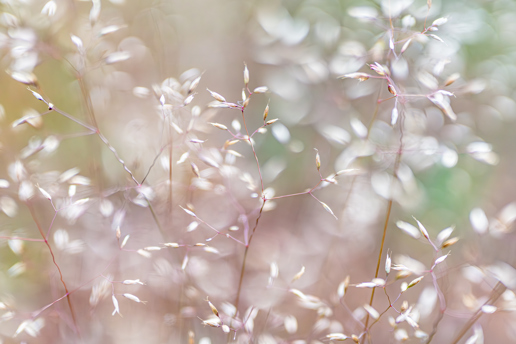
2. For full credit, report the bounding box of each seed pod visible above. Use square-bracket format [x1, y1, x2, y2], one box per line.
[112, 295, 121, 316]
[123, 293, 147, 304]
[444, 73, 460, 86]
[291, 266, 305, 283]
[223, 139, 239, 149]
[122, 279, 145, 285]
[363, 304, 379, 319]
[226, 150, 243, 157]
[209, 122, 228, 130]
[401, 300, 409, 312]
[326, 333, 348, 341]
[337, 276, 350, 299]
[28, 88, 44, 101]
[137, 249, 151, 258]
[338, 72, 371, 81]
[189, 76, 201, 93]
[396, 270, 412, 280]
[442, 237, 459, 248]
[190, 139, 205, 144]
[179, 205, 197, 217]
[191, 163, 200, 178]
[184, 94, 195, 105]
[401, 282, 408, 292]
[432, 17, 448, 26]
[385, 253, 392, 275]
[121, 234, 130, 248]
[407, 276, 424, 289]
[206, 298, 219, 317]
[206, 88, 226, 102]
[263, 103, 269, 121]
[253, 86, 268, 93]
[434, 253, 450, 266]
[37, 186, 52, 200]
[144, 246, 161, 251]
[401, 39, 412, 54]
[202, 318, 221, 327]
[370, 62, 386, 76]
[243, 64, 249, 85]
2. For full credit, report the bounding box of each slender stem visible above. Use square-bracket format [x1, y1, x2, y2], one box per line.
[241, 109, 264, 193]
[76, 72, 98, 129]
[195, 216, 246, 246]
[140, 142, 169, 185]
[361, 138, 403, 343]
[233, 247, 250, 320]
[361, 200, 393, 343]
[423, 260, 448, 343]
[96, 132, 140, 185]
[449, 282, 506, 344]
[236, 200, 266, 299]
[32, 256, 117, 319]
[366, 87, 382, 139]
[145, 196, 165, 241]
[52, 107, 96, 132]
[228, 200, 266, 343]
[26, 202, 80, 335]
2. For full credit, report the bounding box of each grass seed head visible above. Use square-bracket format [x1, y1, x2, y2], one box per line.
[445, 73, 460, 86]
[209, 122, 228, 130]
[442, 237, 459, 248]
[121, 234, 130, 248]
[123, 293, 147, 304]
[189, 76, 201, 93]
[291, 266, 305, 283]
[326, 333, 348, 341]
[407, 276, 424, 289]
[206, 88, 226, 102]
[338, 72, 371, 81]
[263, 103, 269, 121]
[401, 300, 409, 312]
[253, 86, 268, 93]
[314, 149, 321, 171]
[206, 297, 219, 318]
[243, 64, 249, 85]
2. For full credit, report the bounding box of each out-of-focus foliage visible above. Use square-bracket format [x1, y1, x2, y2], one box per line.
[1, 0, 516, 343]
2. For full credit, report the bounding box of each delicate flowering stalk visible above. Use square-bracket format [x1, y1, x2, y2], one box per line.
[26, 201, 80, 335]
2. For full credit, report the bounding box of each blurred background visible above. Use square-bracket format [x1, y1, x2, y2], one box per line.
[1, 0, 516, 343]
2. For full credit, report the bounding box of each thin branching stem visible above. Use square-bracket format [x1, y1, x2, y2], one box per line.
[26, 202, 80, 336]
[361, 124, 404, 343]
[228, 199, 266, 343]
[241, 109, 264, 193]
[449, 282, 506, 344]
